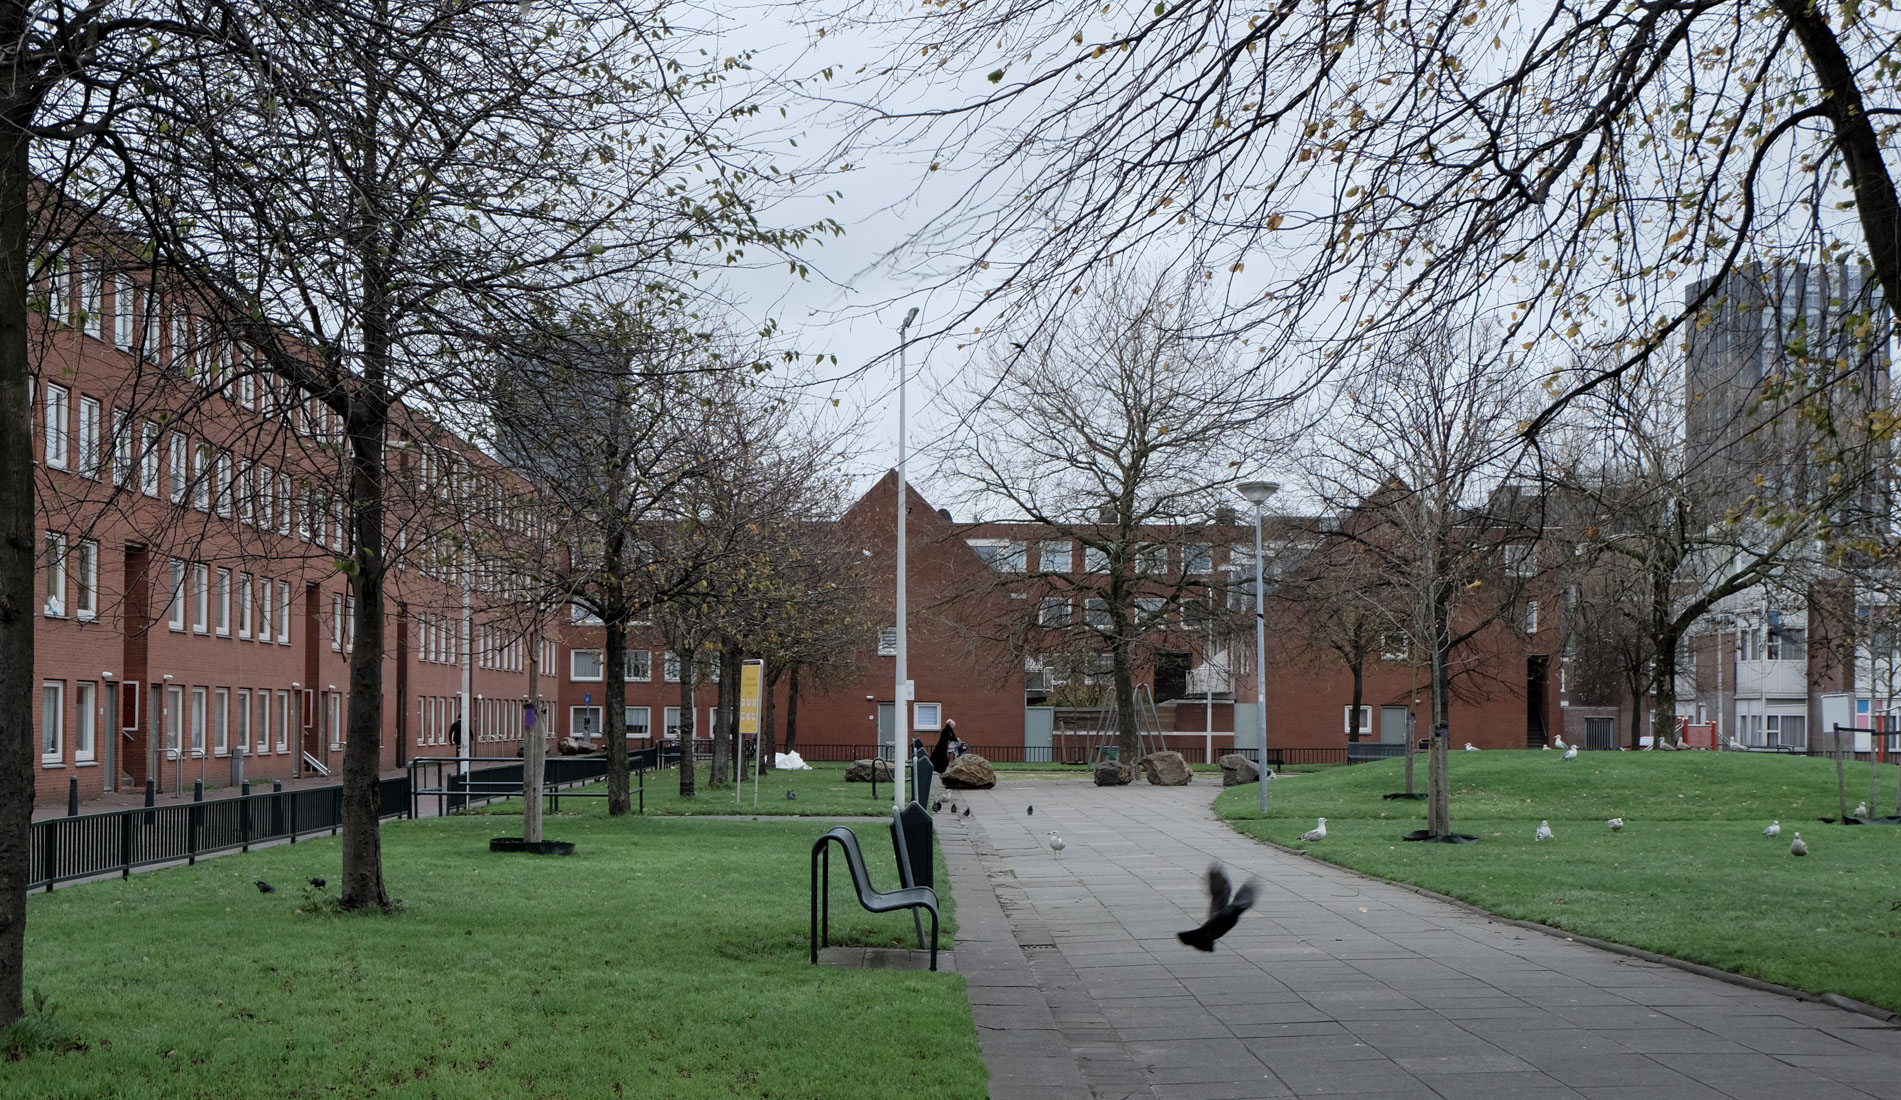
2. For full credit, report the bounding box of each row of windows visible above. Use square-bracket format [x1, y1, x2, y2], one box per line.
[969, 539, 1222, 575]
[165, 560, 295, 643]
[568, 649, 704, 683]
[38, 679, 307, 767]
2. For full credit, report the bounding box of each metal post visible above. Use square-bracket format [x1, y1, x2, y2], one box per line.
[1237, 481, 1280, 813]
[240, 780, 252, 851]
[188, 779, 202, 865]
[894, 306, 918, 810]
[67, 777, 78, 817]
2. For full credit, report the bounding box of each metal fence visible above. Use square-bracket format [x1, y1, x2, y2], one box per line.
[28, 775, 412, 893]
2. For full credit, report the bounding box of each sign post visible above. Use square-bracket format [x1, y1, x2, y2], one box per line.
[740, 660, 764, 806]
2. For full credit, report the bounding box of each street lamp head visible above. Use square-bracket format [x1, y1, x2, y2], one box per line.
[899, 307, 919, 334]
[1237, 480, 1281, 505]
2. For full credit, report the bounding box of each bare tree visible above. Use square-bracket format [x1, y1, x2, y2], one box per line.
[937, 271, 1285, 764]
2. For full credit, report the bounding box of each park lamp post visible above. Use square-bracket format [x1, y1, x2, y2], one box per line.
[894, 306, 919, 810]
[1237, 480, 1280, 813]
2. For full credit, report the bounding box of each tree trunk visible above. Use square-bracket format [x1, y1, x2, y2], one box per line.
[677, 649, 696, 797]
[719, 643, 741, 782]
[784, 664, 800, 753]
[603, 605, 630, 815]
[340, 398, 391, 912]
[0, 121, 33, 1029]
[1347, 658, 1364, 743]
[1112, 622, 1139, 764]
[1428, 594, 1452, 838]
[1650, 627, 1680, 747]
[762, 663, 782, 760]
[524, 634, 544, 844]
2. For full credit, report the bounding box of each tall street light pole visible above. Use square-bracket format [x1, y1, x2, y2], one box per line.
[894, 306, 919, 809]
[1238, 480, 1280, 812]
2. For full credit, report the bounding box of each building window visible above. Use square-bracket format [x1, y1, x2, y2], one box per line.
[1038, 597, 1071, 627]
[570, 602, 603, 625]
[213, 687, 229, 755]
[328, 692, 341, 750]
[73, 539, 97, 620]
[664, 706, 684, 737]
[77, 395, 100, 478]
[74, 680, 96, 762]
[258, 578, 272, 643]
[277, 581, 291, 643]
[1037, 539, 1071, 573]
[625, 706, 651, 737]
[914, 702, 942, 730]
[190, 686, 207, 755]
[163, 685, 182, 755]
[1768, 626, 1806, 662]
[111, 410, 130, 486]
[235, 688, 250, 755]
[168, 558, 186, 630]
[238, 574, 253, 639]
[1134, 596, 1166, 630]
[216, 452, 232, 517]
[41, 532, 65, 617]
[1344, 706, 1372, 736]
[626, 650, 652, 682]
[275, 689, 290, 752]
[1084, 545, 1109, 572]
[141, 422, 160, 497]
[113, 276, 134, 348]
[966, 538, 1026, 572]
[878, 626, 898, 657]
[215, 569, 231, 636]
[277, 474, 292, 535]
[1134, 543, 1168, 574]
[571, 650, 604, 681]
[663, 652, 682, 683]
[1085, 598, 1112, 630]
[192, 443, 211, 512]
[570, 706, 602, 739]
[167, 433, 187, 502]
[332, 593, 344, 651]
[255, 689, 271, 754]
[1504, 543, 1535, 578]
[44, 383, 68, 468]
[79, 260, 101, 337]
[192, 562, 209, 634]
[1182, 544, 1213, 575]
[41, 681, 63, 763]
[1525, 601, 1539, 635]
[258, 464, 274, 530]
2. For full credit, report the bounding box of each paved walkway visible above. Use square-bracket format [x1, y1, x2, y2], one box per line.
[939, 777, 1901, 1100]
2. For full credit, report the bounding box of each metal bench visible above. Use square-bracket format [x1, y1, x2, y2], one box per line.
[810, 822, 940, 971]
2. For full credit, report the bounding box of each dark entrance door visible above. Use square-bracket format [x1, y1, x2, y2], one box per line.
[1527, 656, 1550, 748]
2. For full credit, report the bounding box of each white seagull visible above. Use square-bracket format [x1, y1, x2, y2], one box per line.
[1763, 820, 1781, 838]
[1855, 802, 1870, 819]
[1560, 745, 1579, 761]
[1464, 742, 1480, 751]
[1606, 817, 1624, 831]
[1790, 832, 1808, 857]
[1535, 820, 1554, 842]
[1725, 736, 1748, 752]
[1300, 817, 1328, 843]
[1047, 830, 1066, 856]
[1552, 734, 1569, 751]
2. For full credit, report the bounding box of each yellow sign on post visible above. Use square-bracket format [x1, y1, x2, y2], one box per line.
[739, 661, 763, 735]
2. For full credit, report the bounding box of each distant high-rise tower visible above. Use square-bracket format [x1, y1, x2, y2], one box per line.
[1684, 263, 1891, 519]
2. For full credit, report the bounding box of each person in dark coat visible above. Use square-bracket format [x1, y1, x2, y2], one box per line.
[929, 719, 958, 775]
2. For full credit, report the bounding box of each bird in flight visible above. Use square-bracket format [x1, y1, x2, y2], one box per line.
[1763, 820, 1781, 838]
[1300, 818, 1327, 842]
[1790, 832, 1808, 857]
[254, 880, 274, 894]
[1177, 864, 1258, 952]
[1606, 818, 1623, 832]
[1535, 820, 1553, 842]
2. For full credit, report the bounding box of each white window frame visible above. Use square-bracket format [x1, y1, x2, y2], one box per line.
[235, 688, 250, 756]
[74, 680, 95, 762]
[258, 465, 274, 531]
[914, 702, 942, 731]
[44, 383, 68, 469]
[140, 422, 160, 497]
[328, 691, 341, 750]
[1038, 597, 1070, 627]
[571, 649, 605, 682]
[276, 689, 291, 753]
[967, 538, 1026, 572]
[168, 433, 187, 502]
[41, 681, 63, 763]
[626, 650, 652, 682]
[216, 451, 232, 516]
[570, 706, 602, 739]
[192, 562, 209, 634]
[878, 627, 897, 657]
[1344, 705, 1373, 736]
[163, 685, 182, 755]
[215, 568, 231, 636]
[332, 593, 344, 651]
[625, 706, 651, 737]
[42, 532, 66, 617]
[1038, 540, 1071, 572]
[664, 706, 683, 737]
[189, 686, 206, 755]
[277, 581, 291, 643]
[167, 558, 186, 630]
[255, 689, 270, 754]
[238, 574, 253, 639]
[112, 410, 131, 487]
[663, 652, 682, 683]
[213, 687, 229, 755]
[1526, 600, 1539, 635]
[113, 276, 134, 348]
[80, 261, 101, 338]
[192, 443, 211, 511]
[73, 538, 97, 620]
[77, 395, 100, 479]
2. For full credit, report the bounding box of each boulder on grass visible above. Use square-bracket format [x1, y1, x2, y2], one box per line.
[941, 753, 996, 790]
[845, 758, 894, 783]
[1140, 750, 1193, 786]
[1218, 753, 1259, 787]
[1094, 759, 1133, 786]
[556, 736, 594, 756]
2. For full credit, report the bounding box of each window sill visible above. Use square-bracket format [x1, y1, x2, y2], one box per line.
[75, 760, 98, 767]
[44, 610, 65, 619]
[41, 760, 65, 768]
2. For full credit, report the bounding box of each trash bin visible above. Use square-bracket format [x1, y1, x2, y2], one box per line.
[892, 801, 934, 891]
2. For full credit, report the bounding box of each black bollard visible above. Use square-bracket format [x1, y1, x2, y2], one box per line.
[68, 777, 78, 817]
[145, 778, 155, 808]
[193, 779, 203, 802]
[242, 780, 251, 796]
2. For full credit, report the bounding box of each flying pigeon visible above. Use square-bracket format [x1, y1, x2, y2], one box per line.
[1300, 817, 1327, 842]
[1047, 831, 1065, 855]
[254, 880, 275, 894]
[1552, 734, 1568, 751]
[1176, 864, 1258, 952]
[1855, 802, 1869, 819]
[1464, 742, 1479, 751]
[308, 877, 326, 889]
[1535, 820, 1553, 842]
[1560, 745, 1578, 761]
[1606, 817, 1624, 831]
[1790, 832, 1808, 857]
[1763, 820, 1781, 838]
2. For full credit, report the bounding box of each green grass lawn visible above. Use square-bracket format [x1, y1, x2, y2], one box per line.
[12, 809, 982, 1097]
[1219, 752, 1901, 1013]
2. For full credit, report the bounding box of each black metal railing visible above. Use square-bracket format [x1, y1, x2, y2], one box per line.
[28, 775, 411, 893]
[407, 748, 668, 818]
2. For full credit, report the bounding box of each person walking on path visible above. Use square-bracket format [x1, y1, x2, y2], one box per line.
[929, 719, 959, 775]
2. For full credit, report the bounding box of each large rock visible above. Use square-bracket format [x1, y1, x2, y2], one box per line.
[845, 758, 894, 783]
[941, 753, 996, 790]
[1140, 750, 1193, 786]
[556, 736, 594, 756]
[1218, 753, 1259, 787]
[1094, 759, 1133, 786]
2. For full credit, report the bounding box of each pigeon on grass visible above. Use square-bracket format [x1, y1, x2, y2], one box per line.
[1535, 820, 1553, 842]
[1606, 818, 1623, 832]
[1299, 818, 1327, 842]
[1763, 820, 1781, 838]
[1790, 832, 1809, 857]
[308, 877, 326, 889]
[1177, 864, 1257, 952]
[254, 880, 275, 894]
